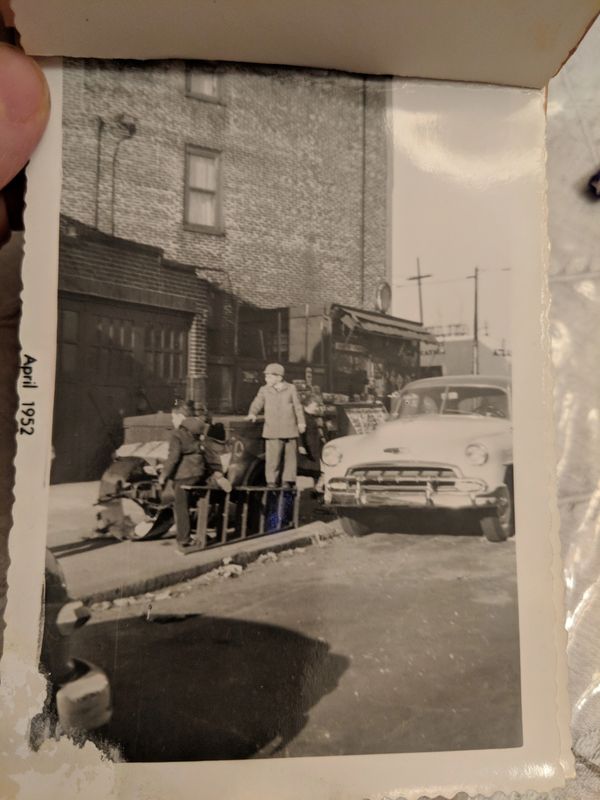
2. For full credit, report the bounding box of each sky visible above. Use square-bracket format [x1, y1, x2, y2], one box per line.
[388, 80, 544, 350]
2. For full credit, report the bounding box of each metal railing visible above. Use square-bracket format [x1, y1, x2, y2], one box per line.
[182, 484, 300, 551]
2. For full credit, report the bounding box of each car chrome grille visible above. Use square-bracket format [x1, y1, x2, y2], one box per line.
[346, 464, 458, 487]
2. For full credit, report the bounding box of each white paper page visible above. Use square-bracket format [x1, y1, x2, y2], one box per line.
[1, 59, 573, 800]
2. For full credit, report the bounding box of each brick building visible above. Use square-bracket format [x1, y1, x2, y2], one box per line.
[55, 59, 394, 480]
[62, 59, 389, 307]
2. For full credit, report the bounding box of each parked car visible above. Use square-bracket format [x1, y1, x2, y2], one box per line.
[38, 551, 112, 736]
[321, 375, 514, 542]
[94, 413, 268, 540]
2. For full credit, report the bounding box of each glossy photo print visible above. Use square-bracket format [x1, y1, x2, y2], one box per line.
[37, 59, 522, 762]
[6, 55, 570, 800]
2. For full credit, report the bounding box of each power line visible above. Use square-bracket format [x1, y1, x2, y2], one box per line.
[393, 267, 511, 290]
[467, 267, 479, 375]
[393, 276, 466, 288]
[406, 257, 432, 324]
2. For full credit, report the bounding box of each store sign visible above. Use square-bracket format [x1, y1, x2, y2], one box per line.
[421, 343, 445, 356]
[343, 405, 389, 435]
[375, 281, 392, 314]
[334, 342, 367, 354]
[426, 323, 469, 338]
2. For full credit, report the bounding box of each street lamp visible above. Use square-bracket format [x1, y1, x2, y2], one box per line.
[110, 113, 137, 236]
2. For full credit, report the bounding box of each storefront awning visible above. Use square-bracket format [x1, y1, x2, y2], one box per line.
[337, 306, 438, 344]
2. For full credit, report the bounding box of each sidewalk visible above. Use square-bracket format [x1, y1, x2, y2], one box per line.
[47, 482, 342, 603]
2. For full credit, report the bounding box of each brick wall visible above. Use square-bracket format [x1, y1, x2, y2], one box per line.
[61, 60, 390, 312]
[59, 218, 210, 392]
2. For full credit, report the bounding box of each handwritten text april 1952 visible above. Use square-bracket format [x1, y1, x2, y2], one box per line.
[19, 354, 37, 436]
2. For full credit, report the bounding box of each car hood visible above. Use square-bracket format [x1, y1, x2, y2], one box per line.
[338, 414, 510, 462]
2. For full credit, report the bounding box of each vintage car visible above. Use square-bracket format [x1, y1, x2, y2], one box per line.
[95, 413, 267, 540]
[94, 400, 386, 542]
[321, 375, 514, 542]
[35, 551, 112, 741]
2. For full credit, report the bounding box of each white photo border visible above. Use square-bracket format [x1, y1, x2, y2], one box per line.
[0, 60, 573, 800]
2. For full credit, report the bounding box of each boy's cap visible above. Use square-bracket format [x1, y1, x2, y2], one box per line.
[264, 363, 285, 376]
[172, 399, 195, 417]
[207, 422, 227, 442]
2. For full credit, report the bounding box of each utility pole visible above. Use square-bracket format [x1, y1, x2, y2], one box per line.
[407, 257, 432, 324]
[469, 267, 480, 375]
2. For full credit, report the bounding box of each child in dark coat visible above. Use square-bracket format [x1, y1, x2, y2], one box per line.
[298, 396, 327, 479]
[159, 400, 229, 550]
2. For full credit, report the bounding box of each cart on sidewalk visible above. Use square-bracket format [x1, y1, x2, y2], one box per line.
[93, 399, 388, 552]
[95, 413, 301, 549]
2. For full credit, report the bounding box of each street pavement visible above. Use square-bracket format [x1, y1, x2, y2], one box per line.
[47, 481, 333, 601]
[74, 529, 521, 762]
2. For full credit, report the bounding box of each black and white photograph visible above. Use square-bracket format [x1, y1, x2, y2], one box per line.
[6, 2, 598, 797]
[32, 58, 527, 764]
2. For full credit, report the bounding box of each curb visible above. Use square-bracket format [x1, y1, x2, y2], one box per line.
[82, 519, 344, 604]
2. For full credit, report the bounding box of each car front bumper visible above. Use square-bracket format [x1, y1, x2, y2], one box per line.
[324, 476, 499, 511]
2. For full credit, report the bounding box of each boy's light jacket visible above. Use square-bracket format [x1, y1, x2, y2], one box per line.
[249, 382, 305, 439]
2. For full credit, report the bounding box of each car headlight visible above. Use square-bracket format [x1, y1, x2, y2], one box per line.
[322, 442, 343, 467]
[465, 443, 488, 466]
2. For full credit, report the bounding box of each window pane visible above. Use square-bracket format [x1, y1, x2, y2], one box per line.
[187, 190, 216, 227]
[188, 154, 217, 190]
[87, 346, 98, 373]
[61, 310, 79, 343]
[61, 343, 78, 373]
[188, 72, 219, 99]
[99, 347, 108, 378]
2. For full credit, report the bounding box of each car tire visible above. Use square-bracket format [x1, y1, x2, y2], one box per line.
[338, 512, 372, 537]
[479, 484, 513, 542]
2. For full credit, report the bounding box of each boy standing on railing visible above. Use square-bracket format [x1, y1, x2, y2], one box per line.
[247, 363, 306, 487]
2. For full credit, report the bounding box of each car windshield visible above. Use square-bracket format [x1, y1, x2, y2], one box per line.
[397, 384, 510, 419]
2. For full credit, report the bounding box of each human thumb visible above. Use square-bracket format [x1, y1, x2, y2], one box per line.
[0, 43, 49, 190]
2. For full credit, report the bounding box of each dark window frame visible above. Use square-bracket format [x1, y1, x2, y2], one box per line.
[185, 64, 223, 104]
[183, 145, 224, 235]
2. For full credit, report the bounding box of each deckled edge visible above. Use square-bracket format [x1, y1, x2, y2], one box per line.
[0, 58, 120, 800]
[0, 63, 574, 800]
[539, 87, 576, 782]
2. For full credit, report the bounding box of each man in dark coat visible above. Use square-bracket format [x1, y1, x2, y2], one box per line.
[298, 396, 327, 479]
[158, 400, 228, 550]
[247, 363, 306, 486]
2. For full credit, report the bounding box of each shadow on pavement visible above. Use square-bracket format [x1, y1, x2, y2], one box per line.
[76, 614, 349, 762]
[340, 508, 485, 537]
[50, 536, 123, 558]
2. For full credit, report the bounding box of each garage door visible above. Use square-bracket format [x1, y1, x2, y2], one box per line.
[52, 294, 191, 483]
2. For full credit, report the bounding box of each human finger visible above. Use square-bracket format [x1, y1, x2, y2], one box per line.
[0, 43, 50, 190]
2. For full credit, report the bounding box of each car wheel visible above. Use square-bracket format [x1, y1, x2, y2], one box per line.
[479, 484, 513, 542]
[338, 512, 372, 537]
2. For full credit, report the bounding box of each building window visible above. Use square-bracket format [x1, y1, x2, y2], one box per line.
[59, 308, 80, 374]
[184, 146, 223, 233]
[185, 64, 222, 102]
